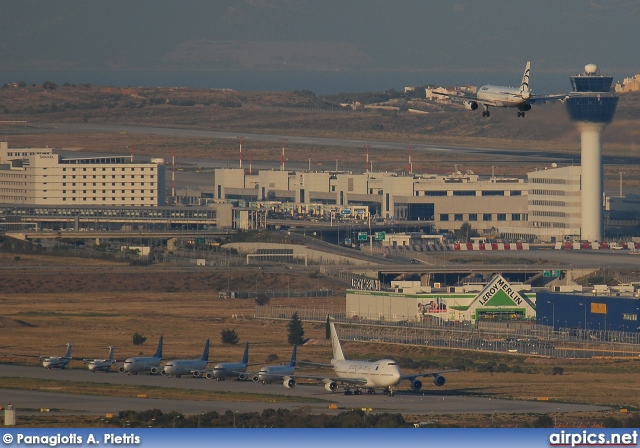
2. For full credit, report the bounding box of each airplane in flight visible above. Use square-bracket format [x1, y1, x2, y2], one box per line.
[162, 339, 210, 378]
[119, 335, 163, 375]
[253, 344, 297, 384]
[40, 343, 73, 369]
[281, 323, 457, 396]
[206, 341, 250, 380]
[84, 345, 116, 372]
[438, 61, 565, 118]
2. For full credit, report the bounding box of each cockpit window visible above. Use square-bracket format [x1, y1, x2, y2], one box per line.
[388, 362, 397, 366]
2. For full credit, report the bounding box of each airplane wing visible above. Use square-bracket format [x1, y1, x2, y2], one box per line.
[528, 93, 570, 104]
[434, 91, 504, 108]
[400, 369, 459, 381]
[297, 361, 333, 368]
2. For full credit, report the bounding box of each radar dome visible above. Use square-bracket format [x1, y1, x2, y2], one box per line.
[585, 64, 598, 75]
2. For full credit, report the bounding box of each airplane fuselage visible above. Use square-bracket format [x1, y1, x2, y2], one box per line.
[162, 359, 207, 377]
[209, 362, 247, 380]
[121, 357, 161, 374]
[87, 359, 115, 372]
[332, 358, 401, 388]
[477, 85, 529, 107]
[258, 365, 295, 382]
[42, 357, 70, 369]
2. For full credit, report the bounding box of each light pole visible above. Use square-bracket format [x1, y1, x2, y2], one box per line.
[579, 302, 587, 332]
[547, 301, 555, 331]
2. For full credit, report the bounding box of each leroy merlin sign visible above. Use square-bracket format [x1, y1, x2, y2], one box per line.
[478, 276, 525, 307]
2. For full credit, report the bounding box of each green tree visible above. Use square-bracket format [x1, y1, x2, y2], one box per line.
[454, 222, 479, 242]
[221, 328, 239, 344]
[132, 332, 147, 345]
[254, 293, 271, 306]
[287, 312, 308, 345]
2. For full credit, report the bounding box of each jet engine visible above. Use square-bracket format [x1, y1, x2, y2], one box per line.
[518, 104, 532, 112]
[409, 379, 423, 391]
[160, 369, 167, 376]
[464, 101, 478, 111]
[252, 375, 260, 382]
[433, 374, 446, 387]
[324, 381, 338, 392]
[192, 370, 201, 378]
[150, 367, 160, 375]
[238, 373, 248, 381]
[205, 372, 215, 379]
[118, 366, 125, 373]
[283, 376, 296, 389]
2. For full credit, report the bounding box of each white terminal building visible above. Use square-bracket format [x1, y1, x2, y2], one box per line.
[0, 142, 166, 206]
[214, 163, 602, 243]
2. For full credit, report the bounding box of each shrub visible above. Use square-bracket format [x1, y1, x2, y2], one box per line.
[221, 328, 239, 345]
[132, 332, 147, 345]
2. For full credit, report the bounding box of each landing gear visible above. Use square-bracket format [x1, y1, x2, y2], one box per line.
[482, 106, 491, 118]
[517, 111, 526, 118]
[383, 387, 395, 397]
[367, 388, 376, 394]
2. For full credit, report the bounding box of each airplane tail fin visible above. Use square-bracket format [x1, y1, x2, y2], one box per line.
[153, 335, 163, 359]
[289, 344, 297, 367]
[107, 345, 115, 360]
[329, 323, 345, 361]
[520, 61, 531, 99]
[201, 339, 210, 361]
[64, 343, 73, 358]
[241, 341, 249, 365]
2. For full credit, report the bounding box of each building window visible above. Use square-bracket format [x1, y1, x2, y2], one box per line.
[469, 214, 478, 221]
[483, 213, 492, 221]
[510, 190, 522, 196]
[481, 190, 505, 196]
[497, 213, 507, 221]
[511, 213, 521, 221]
[440, 214, 449, 221]
[454, 214, 463, 221]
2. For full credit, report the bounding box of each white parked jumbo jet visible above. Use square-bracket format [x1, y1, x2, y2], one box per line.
[119, 335, 163, 375]
[162, 339, 210, 378]
[41, 343, 73, 369]
[439, 61, 565, 118]
[206, 341, 250, 380]
[282, 323, 456, 396]
[253, 344, 297, 384]
[84, 345, 116, 372]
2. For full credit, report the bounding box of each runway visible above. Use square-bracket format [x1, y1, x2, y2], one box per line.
[0, 364, 608, 417]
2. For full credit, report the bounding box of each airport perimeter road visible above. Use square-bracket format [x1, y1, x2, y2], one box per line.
[0, 364, 607, 417]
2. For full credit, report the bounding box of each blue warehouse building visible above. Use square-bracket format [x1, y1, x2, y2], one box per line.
[536, 291, 640, 334]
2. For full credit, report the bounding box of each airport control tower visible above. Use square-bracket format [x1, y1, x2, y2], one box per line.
[565, 64, 618, 242]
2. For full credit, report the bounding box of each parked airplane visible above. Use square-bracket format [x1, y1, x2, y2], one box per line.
[253, 344, 297, 384]
[119, 335, 163, 375]
[162, 339, 210, 378]
[438, 61, 565, 118]
[282, 323, 457, 396]
[206, 341, 250, 380]
[84, 345, 116, 372]
[40, 343, 73, 369]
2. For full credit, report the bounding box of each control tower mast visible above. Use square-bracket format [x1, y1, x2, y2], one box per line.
[565, 64, 618, 242]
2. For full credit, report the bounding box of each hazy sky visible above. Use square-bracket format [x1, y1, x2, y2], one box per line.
[2, 0, 640, 93]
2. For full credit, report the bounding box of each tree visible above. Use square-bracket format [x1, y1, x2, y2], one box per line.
[221, 328, 239, 345]
[287, 312, 308, 345]
[254, 293, 271, 306]
[454, 222, 479, 242]
[132, 332, 147, 345]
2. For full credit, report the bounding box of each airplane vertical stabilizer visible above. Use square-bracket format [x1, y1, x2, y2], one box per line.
[201, 339, 210, 361]
[64, 343, 73, 358]
[153, 335, 163, 359]
[289, 344, 297, 367]
[329, 323, 345, 361]
[241, 341, 249, 365]
[107, 345, 115, 360]
[520, 61, 531, 98]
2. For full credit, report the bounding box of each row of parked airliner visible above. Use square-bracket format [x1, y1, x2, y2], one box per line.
[35, 322, 456, 396]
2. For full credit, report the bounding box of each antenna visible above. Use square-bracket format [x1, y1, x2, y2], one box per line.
[238, 136, 243, 169]
[171, 149, 176, 200]
[409, 147, 413, 174]
[281, 138, 287, 171]
[365, 145, 369, 172]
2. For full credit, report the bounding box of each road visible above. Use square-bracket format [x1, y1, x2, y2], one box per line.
[0, 364, 607, 417]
